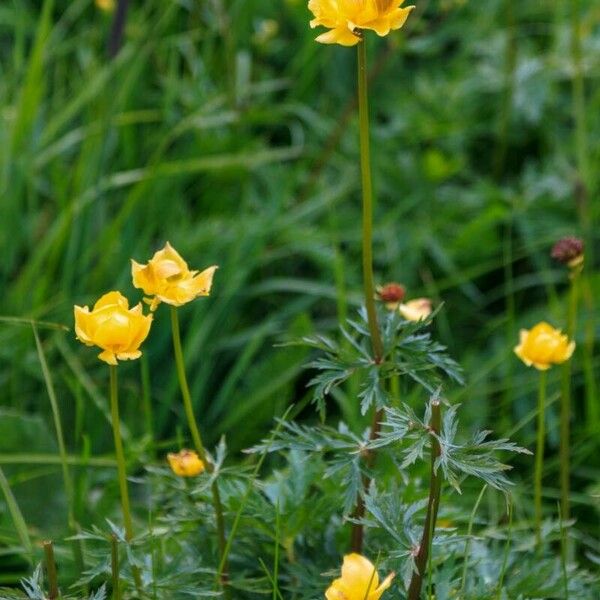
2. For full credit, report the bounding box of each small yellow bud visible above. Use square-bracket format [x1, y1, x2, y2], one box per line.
[95, 0, 115, 12]
[167, 450, 206, 477]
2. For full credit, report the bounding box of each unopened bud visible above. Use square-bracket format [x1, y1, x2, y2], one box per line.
[551, 237, 584, 270]
[376, 282, 406, 310]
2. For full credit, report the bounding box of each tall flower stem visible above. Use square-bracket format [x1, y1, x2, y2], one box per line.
[170, 307, 229, 598]
[408, 400, 442, 600]
[569, 0, 597, 432]
[357, 38, 384, 363]
[560, 271, 579, 523]
[109, 366, 143, 593]
[534, 370, 548, 546]
[349, 37, 385, 554]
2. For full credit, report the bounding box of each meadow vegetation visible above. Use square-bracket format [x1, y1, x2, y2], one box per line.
[0, 0, 599, 598]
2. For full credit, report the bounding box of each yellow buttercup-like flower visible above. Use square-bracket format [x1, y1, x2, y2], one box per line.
[131, 242, 218, 311]
[74, 291, 153, 365]
[95, 0, 115, 12]
[325, 554, 394, 600]
[514, 322, 575, 371]
[399, 298, 432, 322]
[167, 450, 206, 477]
[308, 0, 414, 46]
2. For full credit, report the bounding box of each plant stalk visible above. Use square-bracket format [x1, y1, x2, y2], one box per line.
[569, 0, 597, 432]
[357, 38, 384, 363]
[109, 366, 143, 593]
[349, 35, 386, 556]
[408, 400, 442, 600]
[111, 534, 121, 600]
[44, 541, 59, 600]
[534, 370, 547, 546]
[560, 271, 579, 522]
[170, 307, 229, 598]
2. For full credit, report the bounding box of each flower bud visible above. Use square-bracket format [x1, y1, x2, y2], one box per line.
[376, 282, 406, 310]
[551, 237, 584, 270]
[167, 450, 205, 477]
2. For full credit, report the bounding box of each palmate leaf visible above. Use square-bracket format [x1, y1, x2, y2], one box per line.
[437, 405, 531, 493]
[372, 399, 529, 493]
[297, 307, 464, 414]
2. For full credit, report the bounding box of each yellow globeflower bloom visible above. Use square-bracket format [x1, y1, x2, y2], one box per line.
[514, 322, 575, 371]
[308, 0, 414, 46]
[95, 0, 115, 12]
[325, 554, 394, 600]
[399, 298, 432, 322]
[167, 450, 205, 477]
[74, 291, 153, 365]
[131, 242, 218, 311]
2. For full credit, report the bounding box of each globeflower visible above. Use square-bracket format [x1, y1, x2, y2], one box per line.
[514, 322, 575, 371]
[167, 450, 205, 477]
[399, 298, 432, 322]
[95, 0, 115, 12]
[325, 554, 394, 600]
[74, 291, 153, 365]
[308, 0, 414, 46]
[131, 242, 217, 311]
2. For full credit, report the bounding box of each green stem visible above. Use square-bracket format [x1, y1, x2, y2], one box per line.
[560, 273, 579, 522]
[43, 541, 59, 600]
[357, 38, 384, 363]
[534, 370, 547, 546]
[570, 0, 597, 432]
[408, 401, 442, 600]
[109, 366, 143, 594]
[111, 534, 121, 600]
[170, 307, 229, 598]
[109, 366, 135, 541]
[170, 308, 206, 459]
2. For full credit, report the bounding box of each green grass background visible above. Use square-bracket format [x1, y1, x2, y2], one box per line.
[0, 0, 599, 585]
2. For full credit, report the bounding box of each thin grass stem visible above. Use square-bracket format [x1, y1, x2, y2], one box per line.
[33, 325, 85, 576]
[460, 484, 488, 596]
[496, 499, 513, 599]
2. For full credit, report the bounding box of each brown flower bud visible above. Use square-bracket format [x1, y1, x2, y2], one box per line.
[551, 237, 584, 269]
[377, 282, 406, 307]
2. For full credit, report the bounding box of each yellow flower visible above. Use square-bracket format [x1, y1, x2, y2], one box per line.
[514, 322, 575, 371]
[74, 291, 153, 365]
[131, 242, 218, 311]
[95, 0, 115, 12]
[325, 554, 394, 600]
[308, 0, 414, 46]
[399, 298, 432, 322]
[167, 449, 206, 477]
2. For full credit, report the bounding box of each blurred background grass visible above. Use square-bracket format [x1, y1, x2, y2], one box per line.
[0, 0, 599, 583]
